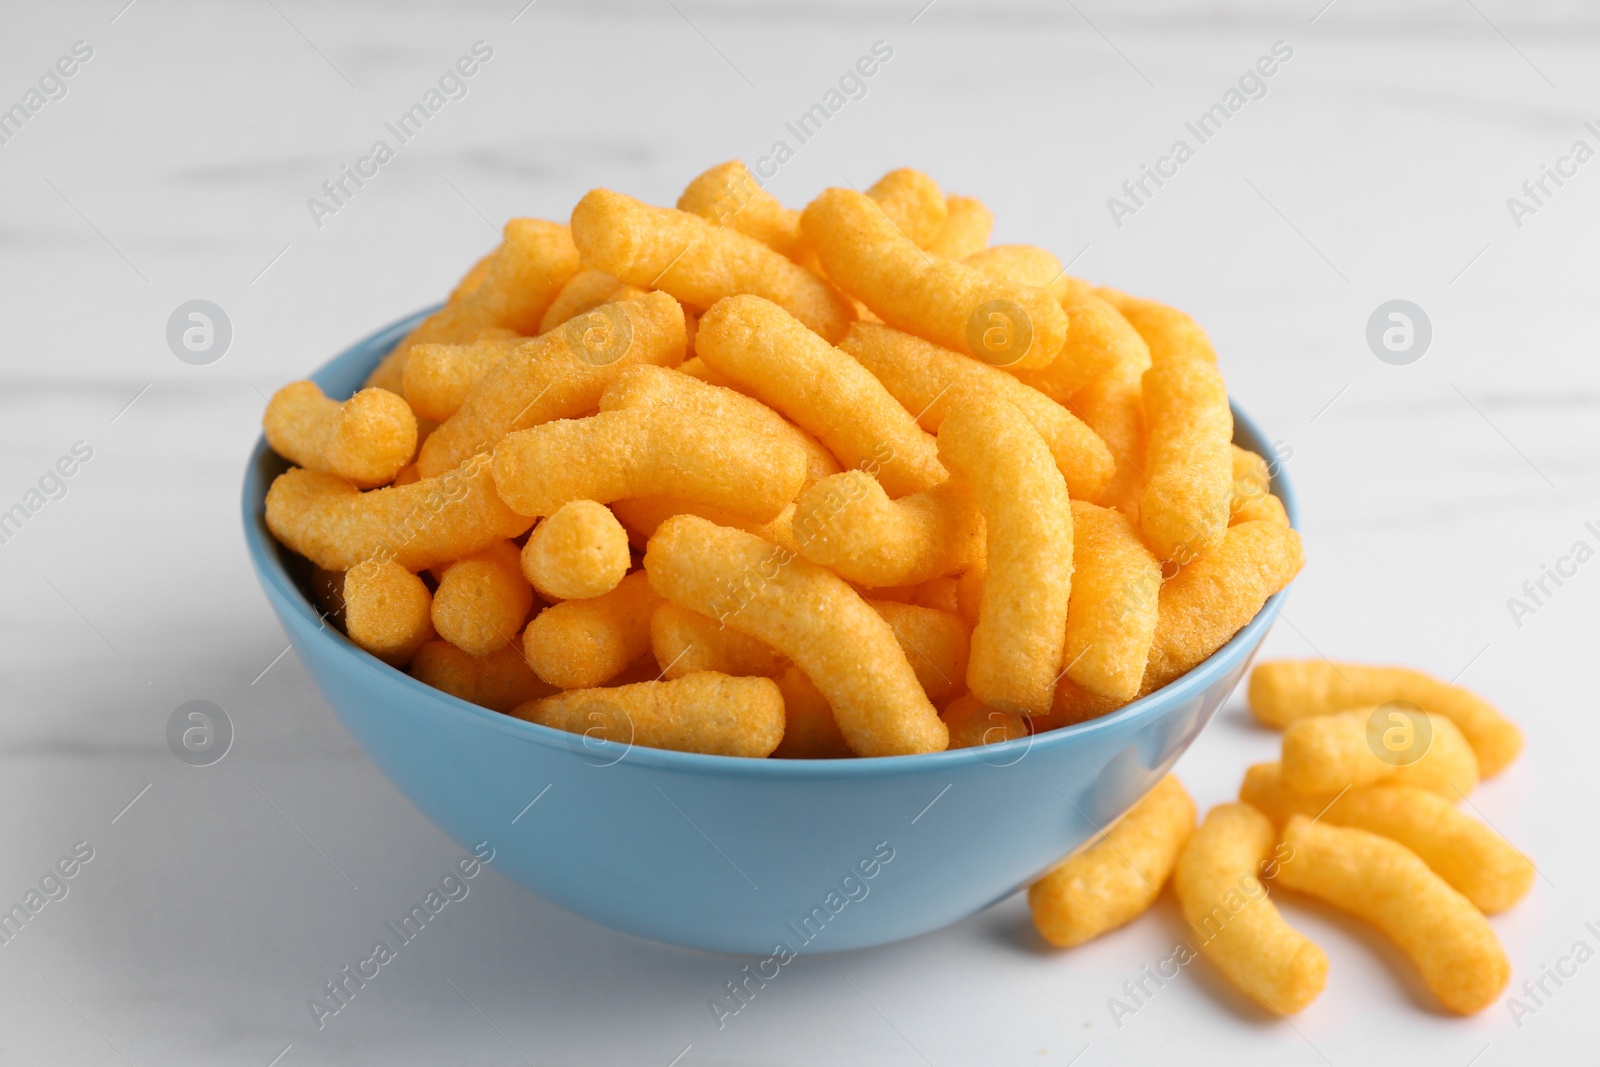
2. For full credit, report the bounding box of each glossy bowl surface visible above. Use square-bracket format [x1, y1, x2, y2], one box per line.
[242, 306, 1298, 954]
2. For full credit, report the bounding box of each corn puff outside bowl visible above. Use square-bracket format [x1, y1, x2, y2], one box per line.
[242, 305, 1300, 954]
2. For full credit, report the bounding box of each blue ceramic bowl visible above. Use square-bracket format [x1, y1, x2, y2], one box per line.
[243, 306, 1298, 955]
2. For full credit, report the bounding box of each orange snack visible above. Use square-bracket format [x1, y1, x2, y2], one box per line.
[1094, 288, 1217, 364]
[537, 267, 624, 335]
[1066, 355, 1148, 516]
[941, 692, 1029, 750]
[938, 398, 1073, 716]
[262, 381, 417, 489]
[1247, 660, 1523, 777]
[605, 655, 668, 688]
[264, 455, 533, 573]
[696, 296, 945, 496]
[1275, 815, 1510, 1014]
[925, 194, 992, 260]
[860, 583, 916, 604]
[643, 515, 947, 756]
[650, 601, 788, 680]
[869, 600, 970, 704]
[1279, 708, 1480, 799]
[771, 666, 853, 759]
[676, 355, 738, 389]
[792, 472, 981, 588]
[954, 551, 985, 629]
[1237, 761, 1337, 828]
[912, 575, 961, 616]
[1140, 353, 1233, 564]
[1232, 492, 1288, 527]
[366, 219, 579, 392]
[1239, 763, 1534, 914]
[431, 540, 534, 656]
[1063, 501, 1161, 701]
[802, 187, 1064, 369]
[490, 399, 807, 523]
[677, 160, 802, 254]
[571, 188, 853, 341]
[1229, 445, 1289, 527]
[261, 162, 1339, 777]
[1032, 292, 1149, 402]
[866, 167, 948, 249]
[611, 497, 799, 556]
[1174, 803, 1327, 1014]
[309, 565, 346, 622]
[1037, 676, 1123, 732]
[416, 291, 687, 477]
[1143, 521, 1303, 692]
[521, 500, 631, 601]
[1045, 520, 1304, 724]
[1230, 444, 1270, 509]
[409, 636, 556, 713]
[966, 254, 1143, 401]
[600, 364, 840, 486]
[401, 339, 519, 422]
[342, 558, 434, 666]
[514, 670, 785, 758]
[522, 570, 662, 689]
[1030, 776, 1196, 947]
[837, 321, 1113, 500]
[965, 244, 1068, 301]
[447, 247, 496, 304]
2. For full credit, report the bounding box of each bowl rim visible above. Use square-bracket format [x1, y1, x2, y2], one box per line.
[243, 304, 1298, 781]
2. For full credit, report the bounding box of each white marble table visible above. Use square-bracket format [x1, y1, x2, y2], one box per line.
[1, 1, 1596, 1063]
